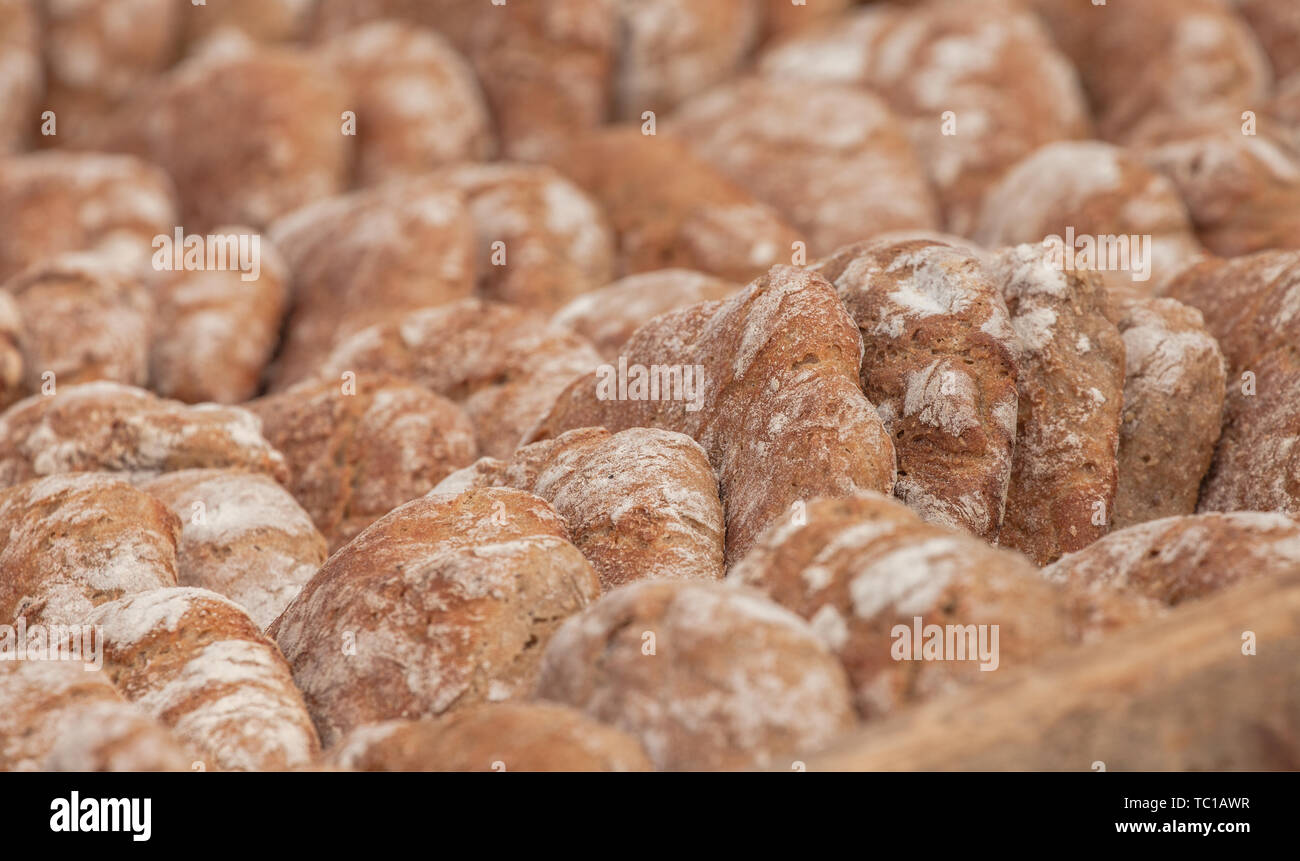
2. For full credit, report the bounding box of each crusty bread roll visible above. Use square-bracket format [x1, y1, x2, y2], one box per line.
[320, 300, 601, 459]
[552, 269, 740, 360]
[266, 180, 476, 389]
[431, 163, 615, 312]
[731, 493, 1073, 716]
[269, 487, 601, 746]
[1165, 252, 1300, 517]
[101, 40, 350, 231]
[317, 21, 494, 185]
[1139, 124, 1300, 258]
[974, 141, 1205, 294]
[313, 0, 617, 162]
[1112, 297, 1226, 529]
[544, 127, 802, 283]
[812, 239, 1018, 541]
[0, 152, 178, 283]
[0, 382, 288, 489]
[534, 579, 857, 771]
[1044, 512, 1300, 635]
[0, 474, 179, 627]
[86, 587, 321, 771]
[0, 661, 192, 772]
[148, 227, 289, 405]
[3, 253, 153, 395]
[613, 0, 761, 120]
[140, 469, 327, 630]
[1032, 0, 1271, 143]
[249, 374, 477, 551]
[989, 244, 1126, 566]
[530, 265, 897, 566]
[39, 0, 180, 148]
[760, 0, 1091, 234]
[671, 77, 940, 256]
[435, 426, 725, 589]
[328, 703, 652, 772]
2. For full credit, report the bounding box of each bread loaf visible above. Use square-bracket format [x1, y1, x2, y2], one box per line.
[328, 703, 652, 772]
[435, 426, 726, 589]
[319, 300, 601, 459]
[269, 487, 600, 746]
[529, 265, 897, 566]
[0, 382, 288, 489]
[86, 587, 321, 771]
[266, 180, 475, 389]
[990, 244, 1126, 565]
[140, 469, 327, 630]
[0, 661, 191, 772]
[730, 493, 1071, 717]
[0, 474, 179, 627]
[534, 579, 857, 771]
[249, 374, 477, 550]
[813, 239, 1018, 541]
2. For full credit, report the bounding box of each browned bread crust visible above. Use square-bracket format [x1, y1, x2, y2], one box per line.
[534, 579, 857, 771]
[327, 703, 652, 772]
[528, 265, 897, 566]
[268, 487, 600, 746]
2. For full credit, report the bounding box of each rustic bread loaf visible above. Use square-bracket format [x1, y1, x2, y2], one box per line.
[1033, 0, 1272, 143]
[760, 0, 1091, 234]
[528, 265, 897, 566]
[266, 180, 476, 390]
[434, 426, 725, 589]
[534, 579, 857, 771]
[313, 0, 616, 162]
[0, 0, 39, 153]
[1139, 124, 1300, 257]
[990, 244, 1126, 566]
[101, 40, 350, 231]
[148, 227, 289, 404]
[140, 469, 327, 630]
[544, 127, 802, 283]
[39, 0, 180, 148]
[328, 703, 652, 772]
[0, 474, 179, 627]
[0, 152, 179, 283]
[974, 141, 1205, 294]
[812, 239, 1019, 541]
[431, 163, 615, 312]
[269, 487, 600, 746]
[1113, 297, 1226, 529]
[552, 269, 740, 360]
[613, 0, 761, 120]
[671, 77, 940, 256]
[86, 587, 321, 771]
[0, 382, 288, 489]
[319, 300, 601, 459]
[1043, 512, 1300, 635]
[3, 254, 153, 395]
[730, 493, 1071, 717]
[1165, 252, 1300, 516]
[249, 374, 477, 551]
[0, 661, 192, 772]
[317, 21, 494, 185]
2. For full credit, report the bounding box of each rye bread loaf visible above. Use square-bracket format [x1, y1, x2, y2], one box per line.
[269, 487, 601, 746]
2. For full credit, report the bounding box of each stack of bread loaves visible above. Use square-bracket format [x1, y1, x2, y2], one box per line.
[0, 0, 1297, 772]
